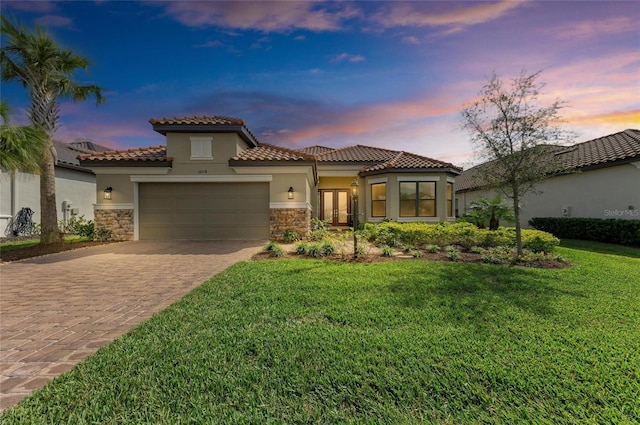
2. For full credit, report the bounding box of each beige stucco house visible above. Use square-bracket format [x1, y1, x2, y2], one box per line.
[78, 116, 461, 241]
[455, 129, 640, 226]
[1, 140, 108, 236]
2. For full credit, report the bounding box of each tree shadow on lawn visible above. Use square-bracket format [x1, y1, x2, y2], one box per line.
[560, 239, 640, 259]
[387, 263, 585, 327]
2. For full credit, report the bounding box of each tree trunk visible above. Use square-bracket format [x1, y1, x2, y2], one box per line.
[512, 188, 523, 257]
[39, 140, 62, 244]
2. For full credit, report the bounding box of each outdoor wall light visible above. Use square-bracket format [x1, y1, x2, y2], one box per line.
[103, 186, 113, 200]
[288, 187, 294, 199]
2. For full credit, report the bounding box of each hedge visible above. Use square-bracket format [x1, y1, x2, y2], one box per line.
[366, 221, 560, 253]
[529, 217, 640, 246]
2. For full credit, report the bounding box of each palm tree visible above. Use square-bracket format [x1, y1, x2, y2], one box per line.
[468, 196, 515, 230]
[0, 101, 47, 174]
[1, 16, 104, 244]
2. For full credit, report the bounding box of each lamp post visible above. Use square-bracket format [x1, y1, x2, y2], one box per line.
[351, 179, 359, 258]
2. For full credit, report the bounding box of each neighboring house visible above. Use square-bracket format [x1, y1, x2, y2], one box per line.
[78, 116, 461, 241]
[1, 140, 111, 236]
[456, 129, 640, 226]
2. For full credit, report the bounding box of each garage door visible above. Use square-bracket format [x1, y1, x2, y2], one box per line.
[139, 182, 269, 240]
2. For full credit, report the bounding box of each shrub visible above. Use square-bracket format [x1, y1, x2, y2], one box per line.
[470, 246, 486, 254]
[445, 245, 461, 261]
[530, 217, 640, 246]
[282, 229, 301, 243]
[63, 215, 95, 238]
[410, 249, 422, 258]
[321, 240, 336, 256]
[381, 245, 393, 257]
[306, 243, 323, 258]
[521, 230, 560, 253]
[264, 241, 282, 255]
[294, 242, 308, 255]
[425, 244, 439, 253]
[94, 227, 111, 242]
[355, 244, 368, 257]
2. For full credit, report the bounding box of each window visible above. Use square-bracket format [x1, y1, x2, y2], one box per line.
[371, 183, 386, 217]
[190, 136, 213, 160]
[447, 182, 453, 217]
[400, 182, 435, 217]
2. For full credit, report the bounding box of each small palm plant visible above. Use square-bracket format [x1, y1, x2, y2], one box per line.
[467, 196, 515, 230]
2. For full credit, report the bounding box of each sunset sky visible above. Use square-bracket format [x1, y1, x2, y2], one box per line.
[1, 1, 638, 167]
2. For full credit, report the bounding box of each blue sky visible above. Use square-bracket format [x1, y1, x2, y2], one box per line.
[1, 0, 638, 167]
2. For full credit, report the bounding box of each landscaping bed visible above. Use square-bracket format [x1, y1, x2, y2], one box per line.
[0, 236, 113, 262]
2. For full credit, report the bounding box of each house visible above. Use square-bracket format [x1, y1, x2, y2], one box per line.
[455, 129, 640, 226]
[0, 140, 110, 236]
[78, 116, 461, 241]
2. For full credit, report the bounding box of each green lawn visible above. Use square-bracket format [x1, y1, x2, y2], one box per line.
[2, 242, 639, 423]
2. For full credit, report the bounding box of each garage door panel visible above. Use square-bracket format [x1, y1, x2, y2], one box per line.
[139, 182, 269, 240]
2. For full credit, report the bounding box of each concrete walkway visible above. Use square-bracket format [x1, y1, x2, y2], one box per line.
[0, 240, 263, 411]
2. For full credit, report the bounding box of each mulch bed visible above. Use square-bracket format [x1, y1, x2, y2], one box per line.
[0, 240, 113, 263]
[252, 245, 570, 269]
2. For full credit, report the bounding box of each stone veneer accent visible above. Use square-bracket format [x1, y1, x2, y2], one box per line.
[270, 208, 311, 241]
[94, 209, 134, 241]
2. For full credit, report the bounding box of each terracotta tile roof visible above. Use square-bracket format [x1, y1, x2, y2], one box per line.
[149, 115, 260, 146]
[361, 151, 461, 174]
[149, 116, 246, 126]
[554, 129, 640, 169]
[297, 145, 335, 155]
[315, 145, 400, 163]
[456, 129, 640, 192]
[231, 143, 316, 162]
[77, 145, 171, 163]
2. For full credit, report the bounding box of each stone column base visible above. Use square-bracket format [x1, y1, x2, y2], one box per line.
[270, 208, 311, 241]
[94, 208, 134, 241]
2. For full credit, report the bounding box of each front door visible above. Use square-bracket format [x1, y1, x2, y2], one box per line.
[320, 190, 351, 226]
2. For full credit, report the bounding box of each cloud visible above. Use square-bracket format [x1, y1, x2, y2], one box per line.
[36, 15, 74, 28]
[330, 53, 365, 63]
[402, 36, 420, 45]
[555, 17, 636, 40]
[1, 1, 56, 13]
[156, 1, 360, 32]
[372, 0, 527, 30]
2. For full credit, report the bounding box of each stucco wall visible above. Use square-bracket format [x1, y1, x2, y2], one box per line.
[166, 132, 248, 175]
[0, 167, 96, 236]
[455, 163, 640, 227]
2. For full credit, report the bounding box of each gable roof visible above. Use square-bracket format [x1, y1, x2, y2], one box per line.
[230, 143, 316, 163]
[53, 140, 111, 172]
[298, 145, 335, 155]
[78, 145, 172, 167]
[456, 129, 640, 192]
[149, 115, 260, 147]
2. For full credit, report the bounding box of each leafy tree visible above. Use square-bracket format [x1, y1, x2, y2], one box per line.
[467, 196, 515, 230]
[1, 16, 104, 244]
[460, 71, 572, 255]
[0, 101, 47, 174]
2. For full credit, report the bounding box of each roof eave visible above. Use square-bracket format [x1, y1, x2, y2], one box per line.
[78, 160, 173, 168]
[151, 124, 259, 147]
[228, 159, 316, 167]
[359, 167, 462, 177]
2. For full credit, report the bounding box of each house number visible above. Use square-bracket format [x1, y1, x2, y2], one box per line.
[198, 169, 208, 174]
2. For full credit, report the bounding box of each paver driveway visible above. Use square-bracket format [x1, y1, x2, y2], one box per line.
[0, 240, 263, 411]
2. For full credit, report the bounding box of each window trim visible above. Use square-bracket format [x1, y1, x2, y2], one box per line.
[370, 182, 387, 218]
[399, 181, 436, 217]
